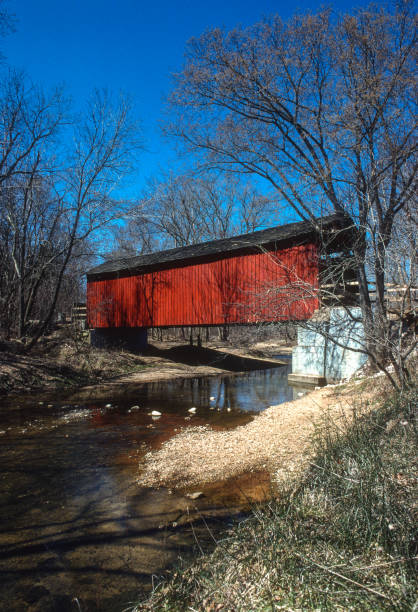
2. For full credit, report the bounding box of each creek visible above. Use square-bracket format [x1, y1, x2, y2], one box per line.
[0, 357, 306, 611]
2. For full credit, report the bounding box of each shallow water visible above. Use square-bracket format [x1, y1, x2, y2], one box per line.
[0, 360, 304, 611]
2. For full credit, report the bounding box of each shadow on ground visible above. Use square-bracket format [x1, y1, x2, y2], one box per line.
[144, 344, 285, 372]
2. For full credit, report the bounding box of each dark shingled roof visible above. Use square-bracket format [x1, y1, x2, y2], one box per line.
[87, 214, 352, 280]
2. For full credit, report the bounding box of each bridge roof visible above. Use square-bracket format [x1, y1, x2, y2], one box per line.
[87, 213, 352, 280]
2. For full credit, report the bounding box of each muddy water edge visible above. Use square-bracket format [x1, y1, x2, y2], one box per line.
[0, 361, 305, 611]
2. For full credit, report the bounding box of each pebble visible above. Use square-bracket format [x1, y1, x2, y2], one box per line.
[105, 404, 112, 408]
[186, 491, 204, 500]
[188, 407, 197, 413]
[151, 410, 162, 416]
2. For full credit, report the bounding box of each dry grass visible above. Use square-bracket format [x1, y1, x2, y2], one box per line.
[135, 384, 417, 611]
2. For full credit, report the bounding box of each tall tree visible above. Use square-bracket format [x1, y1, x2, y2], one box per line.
[0, 73, 141, 345]
[166, 2, 417, 386]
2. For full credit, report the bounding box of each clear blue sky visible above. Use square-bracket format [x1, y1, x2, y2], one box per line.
[5, 0, 372, 196]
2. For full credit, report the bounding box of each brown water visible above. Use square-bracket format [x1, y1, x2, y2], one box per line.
[0, 361, 304, 611]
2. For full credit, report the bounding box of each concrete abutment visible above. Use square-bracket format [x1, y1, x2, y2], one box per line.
[289, 308, 368, 385]
[90, 327, 148, 352]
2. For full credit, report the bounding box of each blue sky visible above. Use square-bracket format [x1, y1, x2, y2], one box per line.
[5, 0, 372, 196]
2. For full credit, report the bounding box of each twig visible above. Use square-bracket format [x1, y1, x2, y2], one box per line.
[297, 554, 392, 601]
[187, 505, 204, 555]
[344, 556, 418, 573]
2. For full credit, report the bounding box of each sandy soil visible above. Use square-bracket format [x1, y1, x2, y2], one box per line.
[139, 377, 386, 489]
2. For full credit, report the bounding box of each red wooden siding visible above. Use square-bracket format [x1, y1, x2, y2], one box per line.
[87, 244, 319, 328]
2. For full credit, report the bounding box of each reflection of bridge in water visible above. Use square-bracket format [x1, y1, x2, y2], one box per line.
[127, 361, 296, 415]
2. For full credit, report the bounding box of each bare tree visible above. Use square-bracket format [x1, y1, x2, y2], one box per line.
[136, 171, 276, 249]
[165, 2, 417, 386]
[0, 74, 141, 346]
[0, 72, 68, 337]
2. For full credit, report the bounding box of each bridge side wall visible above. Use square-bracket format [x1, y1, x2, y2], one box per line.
[87, 243, 319, 328]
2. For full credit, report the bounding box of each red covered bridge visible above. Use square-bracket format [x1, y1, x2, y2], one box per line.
[86, 215, 353, 348]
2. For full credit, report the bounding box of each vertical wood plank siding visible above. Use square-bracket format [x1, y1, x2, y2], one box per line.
[87, 244, 319, 328]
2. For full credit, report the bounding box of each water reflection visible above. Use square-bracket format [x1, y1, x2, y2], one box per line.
[0, 362, 304, 611]
[118, 364, 294, 416]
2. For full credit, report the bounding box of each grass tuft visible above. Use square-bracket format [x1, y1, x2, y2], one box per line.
[134, 384, 417, 611]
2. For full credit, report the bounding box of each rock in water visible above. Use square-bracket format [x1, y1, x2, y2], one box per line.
[186, 491, 204, 500]
[151, 410, 162, 416]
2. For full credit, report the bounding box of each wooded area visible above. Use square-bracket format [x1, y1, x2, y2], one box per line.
[0, 1, 416, 389]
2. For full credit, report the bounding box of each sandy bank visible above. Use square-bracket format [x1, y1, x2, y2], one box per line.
[139, 379, 384, 489]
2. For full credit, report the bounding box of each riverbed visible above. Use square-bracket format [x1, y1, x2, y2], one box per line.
[0, 360, 304, 611]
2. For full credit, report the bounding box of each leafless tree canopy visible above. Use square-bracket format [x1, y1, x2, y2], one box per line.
[140, 172, 276, 247]
[166, 2, 417, 386]
[0, 72, 141, 345]
[104, 170, 278, 262]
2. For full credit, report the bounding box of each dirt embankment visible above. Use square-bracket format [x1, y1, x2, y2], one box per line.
[0, 338, 147, 395]
[0, 333, 289, 395]
[139, 378, 387, 490]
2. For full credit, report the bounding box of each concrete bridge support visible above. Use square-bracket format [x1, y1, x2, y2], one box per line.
[90, 327, 148, 352]
[288, 308, 368, 385]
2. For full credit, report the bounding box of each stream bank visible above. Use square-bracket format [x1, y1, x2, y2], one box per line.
[0, 359, 297, 612]
[139, 379, 383, 490]
[0, 334, 291, 395]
